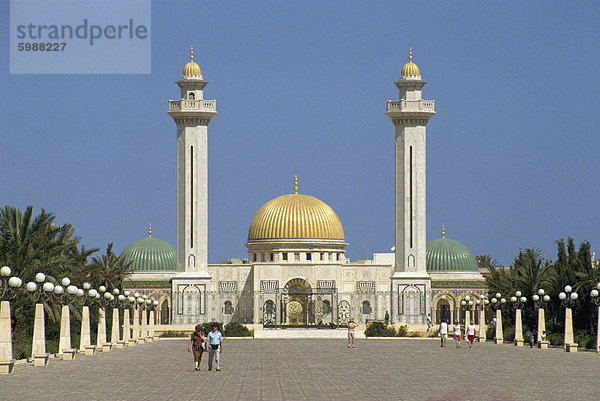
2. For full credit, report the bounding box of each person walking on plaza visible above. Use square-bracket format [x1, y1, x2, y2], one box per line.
[207, 323, 223, 371]
[347, 318, 358, 348]
[453, 322, 462, 348]
[466, 322, 475, 348]
[187, 324, 207, 371]
[439, 319, 448, 348]
[426, 313, 433, 332]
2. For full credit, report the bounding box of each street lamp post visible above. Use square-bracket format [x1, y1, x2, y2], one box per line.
[589, 283, 600, 354]
[144, 298, 154, 342]
[0, 266, 22, 374]
[510, 291, 527, 347]
[559, 285, 579, 352]
[97, 285, 113, 352]
[112, 290, 127, 349]
[151, 300, 159, 340]
[26, 273, 54, 366]
[109, 288, 123, 348]
[123, 291, 135, 346]
[532, 289, 551, 349]
[56, 277, 78, 360]
[490, 293, 506, 344]
[477, 295, 488, 342]
[79, 283, 98, 355]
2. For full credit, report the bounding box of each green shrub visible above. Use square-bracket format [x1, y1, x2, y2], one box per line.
[396, 324, 408, 337]
[202, 322, 224, 335]
[223, 322, 252, 337]
[503, 326, 515, 342]
[486, 326, 495, 340]
[364, 321, 396, 337]
[547, 332, 563, 346]
[574, 330, 595, 349]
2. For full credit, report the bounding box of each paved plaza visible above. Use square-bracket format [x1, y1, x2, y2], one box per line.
[1, 338, 599, 400]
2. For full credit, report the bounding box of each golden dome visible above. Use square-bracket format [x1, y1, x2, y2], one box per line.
[401, 46, 420, 77]
[248, 192, 345, 241]
[182, 46, 202, 77]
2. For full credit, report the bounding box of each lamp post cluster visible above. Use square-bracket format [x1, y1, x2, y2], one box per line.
[0, 266, 161, 374]
[475, 283, 600, 354]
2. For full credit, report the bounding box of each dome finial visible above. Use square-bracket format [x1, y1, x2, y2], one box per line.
[190, 46, 194, 62]
[148, 223, 152, 238]
[441, 224, 445, 239]
[293, 175, 298, 194]
[409, 45, 412, 62]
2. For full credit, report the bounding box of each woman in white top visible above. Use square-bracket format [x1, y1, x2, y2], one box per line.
[453, 322, 462, 348]
[466, 323, 476, 348]
[439, 320, 448, 348]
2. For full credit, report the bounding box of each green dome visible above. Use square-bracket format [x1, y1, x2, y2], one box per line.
[120, 237, 178, 271]
[426, 237, 478, 272]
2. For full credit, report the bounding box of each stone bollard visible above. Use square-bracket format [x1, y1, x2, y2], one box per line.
[58, 305, 77, 360]
[32, 303, 50, 366]
[123, 308, 134, 347]
[0, 301, 15, 374]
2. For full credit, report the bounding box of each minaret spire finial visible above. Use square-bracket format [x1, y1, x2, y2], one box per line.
[190, 46, 194, 62]
[293, 175, 298, 194]
[148, 223, 152, 238]
[409, 45, 413, 62]
[441, 224, 445, 239]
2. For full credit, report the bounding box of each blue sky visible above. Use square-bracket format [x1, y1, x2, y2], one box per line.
[1, 1, 599, 266]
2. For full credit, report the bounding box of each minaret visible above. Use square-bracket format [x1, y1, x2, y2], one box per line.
[168, 47, 217, 273]
[385, 47, 435, 324]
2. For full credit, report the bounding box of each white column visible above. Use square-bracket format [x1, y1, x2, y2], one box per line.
[465, 308, 470, 334]
[514, 309, 524, 346]
[141, 309, 148, 339]
[111, 308, 120, 345]
[80, 305, 91, 351]
[0, 301, 15, 374]
[495, 309, 503, 344]
[123, 308, 131, 343]
[478, 307, 486, 342]
[97, 307, 108, 350]
[596, 305, 600, 354]
[32, 303, 49, 366]
[58, 305, 72, 356]
[132, 308, 139, 341]
[564, 307, 576, 351]
[537, 307, 546, 343]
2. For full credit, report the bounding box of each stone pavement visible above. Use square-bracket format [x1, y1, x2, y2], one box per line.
[1, 338, 599, 400]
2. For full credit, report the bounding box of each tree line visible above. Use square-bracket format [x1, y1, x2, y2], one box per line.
[479, 238, 599, 346]
[0, 205, 133, 357]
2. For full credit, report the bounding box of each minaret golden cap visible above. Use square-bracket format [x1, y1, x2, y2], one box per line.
[441, 224, 445, 239]
[148, 223, 152, 238]
[293, 175, 298, 194]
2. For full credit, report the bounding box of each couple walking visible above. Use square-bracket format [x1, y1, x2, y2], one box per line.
[188, 323, 223, 371]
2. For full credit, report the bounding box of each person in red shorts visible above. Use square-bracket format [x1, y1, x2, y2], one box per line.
[466, 322, 476, 348]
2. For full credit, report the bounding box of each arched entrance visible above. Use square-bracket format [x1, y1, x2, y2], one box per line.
[283, 278, 312, 325]
[436, 299, 451, 324]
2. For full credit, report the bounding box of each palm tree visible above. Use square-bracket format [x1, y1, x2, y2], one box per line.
[88, 243, 133, 290]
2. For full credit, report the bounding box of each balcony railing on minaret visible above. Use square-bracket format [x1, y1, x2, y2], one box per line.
[168, 99, 216, 112]
[386, 99, 435, 113]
